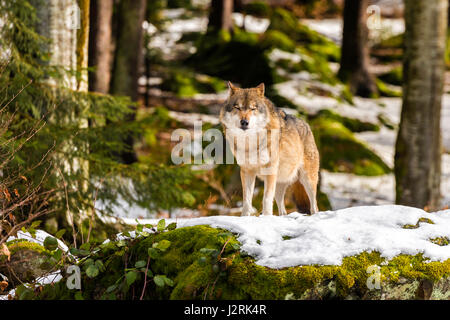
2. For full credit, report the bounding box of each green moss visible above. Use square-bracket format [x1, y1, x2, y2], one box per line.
[260, 30, 296, 52]
[6, 239, 48, 256]
[429, 237, 449, 246]
[34, 225, 450, 300]
[160, 68, 226, 97]
[403, 217, 435, 229]
[314, 109, 380, 133]
[376, 79, 402, 98]
[311, 117, 391, 176]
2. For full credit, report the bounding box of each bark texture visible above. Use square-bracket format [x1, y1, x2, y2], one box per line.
[110, 0, 147, 101]
[208, 0, 234, 33]
[394, 0, 447, 210]
[110, 0, 147, 164]
[88, 0, 113, 94]
[338, 0, 377, 97]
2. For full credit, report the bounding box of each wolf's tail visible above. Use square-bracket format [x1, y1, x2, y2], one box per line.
[291, 181, 311, 214]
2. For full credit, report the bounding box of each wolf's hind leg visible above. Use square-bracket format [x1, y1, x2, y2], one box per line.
[298, 169, 318, 214]
[275, 183, 288, 216]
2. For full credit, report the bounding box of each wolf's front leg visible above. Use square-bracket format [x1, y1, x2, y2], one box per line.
[240, 169, 256, 216]
[261, 175, 277, 216]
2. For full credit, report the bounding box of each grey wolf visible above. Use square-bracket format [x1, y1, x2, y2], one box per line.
[219, 82, 320, 216]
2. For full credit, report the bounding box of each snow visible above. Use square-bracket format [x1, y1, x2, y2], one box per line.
[232, 13, 270, 34]
[175, 205, 450, 268]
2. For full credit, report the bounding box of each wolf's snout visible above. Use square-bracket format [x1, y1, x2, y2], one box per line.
[240, 119, 249, 129]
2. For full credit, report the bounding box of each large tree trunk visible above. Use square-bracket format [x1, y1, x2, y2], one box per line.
[34, 0, 91, 238]
[394, 0, 447, 211]
[208, 0, 234, 33]
[88, 0, 113, 94]
[338, 0, 377, 97]
[110, 0, 147, 164]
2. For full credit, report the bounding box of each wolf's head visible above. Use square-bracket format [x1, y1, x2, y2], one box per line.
[220, 82, 271, 132]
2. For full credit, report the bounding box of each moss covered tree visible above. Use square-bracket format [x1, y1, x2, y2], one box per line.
[394, 0, 447, 211]
[338, 0, 377, 97]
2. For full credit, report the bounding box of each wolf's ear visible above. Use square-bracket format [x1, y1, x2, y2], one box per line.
[227, 81, 237, 95]
[255, 83, 265, 96]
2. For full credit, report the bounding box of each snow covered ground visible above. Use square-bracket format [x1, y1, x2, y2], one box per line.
[111, 205, 450, 268]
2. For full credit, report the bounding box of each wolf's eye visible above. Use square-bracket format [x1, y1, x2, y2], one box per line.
[233, 104, 241, 110]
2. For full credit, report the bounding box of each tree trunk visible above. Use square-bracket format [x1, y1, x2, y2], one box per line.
[34, 0, 91, 236]
[394, 0, 447, 211]
[208, 0, 234, 33]
[338, 0, 377, 97]
[110, 0, 147, 164]
[88, 0, 113, 94]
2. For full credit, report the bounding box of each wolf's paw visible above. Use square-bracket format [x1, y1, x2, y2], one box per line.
[241, 206, 257, 216]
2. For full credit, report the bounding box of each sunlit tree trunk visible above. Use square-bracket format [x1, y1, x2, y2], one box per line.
[208, 0, 234, 33]
[338, 0, 377, 97]
[34, 0, 91, 236]
[394, 0, 447, 211]
[88, 0, 113, 94]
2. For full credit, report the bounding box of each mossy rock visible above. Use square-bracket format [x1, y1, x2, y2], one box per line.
[34, 225, 450, 300]
[187, 30, 274, 87]
[376, 79, 402, 98]
[311, 117, 391, 176]
[312, 109, 380, 133]
[0, 240, 53, 284]
[160, 68, 226, 97]
[260, 30, 296, 53]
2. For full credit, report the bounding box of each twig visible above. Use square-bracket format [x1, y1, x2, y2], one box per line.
[139, 256, 151, 300]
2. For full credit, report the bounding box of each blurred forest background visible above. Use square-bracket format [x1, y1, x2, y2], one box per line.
[0, 0, 449, 247]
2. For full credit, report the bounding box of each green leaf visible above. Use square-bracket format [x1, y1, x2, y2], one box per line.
[86, 264, 99, 278]
[136, 224, 143, 233]
[52, 248, 63, 261]
[95, 260, 105, 271]
[157, 219, 166, 232]
[153, 275, 165, 287]
[30, 220, 42, 229]
[122, 231, 131, 238]
[156, 240, 171, 251]
[135, 260, 147, 268]
[106, 284, 117, 293]
[126, 271, 138, 286]
[166, 222, 177, 231]
[148, 247, 160, 259]
[43, 236, 58, 251]
[55, 229, 66, 239]
[80, 242, 91, 251]
[163, 276, 174, 287]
